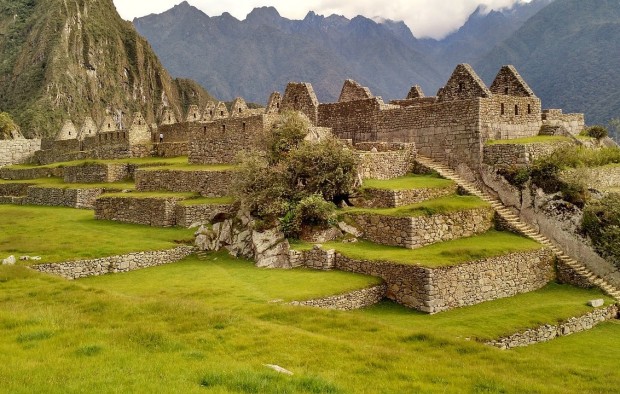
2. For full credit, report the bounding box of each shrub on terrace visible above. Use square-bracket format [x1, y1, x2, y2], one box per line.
[582, 193, 620, 268]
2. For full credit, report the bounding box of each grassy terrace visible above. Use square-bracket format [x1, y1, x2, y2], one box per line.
[7, 156, 189, 169]
[361, 174, 454, 190]
[100, 191, 199, 199]
[344, 194, 489, 217]
[0, 177, 135, 190]
[140, 163, 238, 172]
[0, 251, 617, 392]
[178, 196, 235, 206]
[0, 205, 193, 264]
[292, 231, 542, 267]
[485, 135, 571, 145]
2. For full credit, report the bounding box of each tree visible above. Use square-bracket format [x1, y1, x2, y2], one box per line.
[0, 112, 21, 140]
[233, 111, 359, 236]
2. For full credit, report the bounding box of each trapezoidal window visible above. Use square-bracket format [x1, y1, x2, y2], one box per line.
[193, 113, 197, 119]
[500, 103, 505, 115]
[238, 108, 242, 113]
[220, 111, 224, 116]
[203, 126, 207, 133]
[458, 83, 464, 92]
[515, 105, 519, 116]
[527, 104, 532, 114]
[242, 122, 246, 132]
[222, 124, 226, 132]
[504, 87, 509, 95]
[210, 110, 213, 116]
[276, 102, 280, 109]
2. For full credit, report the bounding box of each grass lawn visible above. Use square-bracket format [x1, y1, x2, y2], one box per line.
[178, 196, 236, 206]
[361, 174, 454, 190]
[0, 252, 617, 393]
[344, 194, 489, 217]
[100, 191, 199, 199]
[485, 135, 571, 145]
[314, 230, 542, 267]
[7, 156, 189, 169]
[0, 205, 194, 264]
[0, 178, 135, 190]
[140, 163, 238, 172]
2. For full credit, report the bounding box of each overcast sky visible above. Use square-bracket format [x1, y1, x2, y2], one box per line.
[112, 0, 532, 39]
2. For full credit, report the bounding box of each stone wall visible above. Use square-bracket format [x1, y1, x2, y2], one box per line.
[95, 196, 182, 227]
[289, 246, 336, 270]
[542, 109, 585, 136]
[63, 164, 130, 183]
[357, 184, 457, 208]
[0, 166, 63, 180]
[480, 164, 620, 288]
[155, 142, 189, 157]
[35, 138, 152, 165]
[348, 207, 494, 249]
[281, 83, 319, 125]
[0, 183, 32, 197]
[174, 203, 235, 228]
[356, 143, 416, 180]
[31, 246, 194, 280]
[485, 304, 618, 349]
[0, 139, 41, 167]
[290, 284, 386, 311]
[483, 140, 574, 168]
[153, 123, 191, 143]
[188, 115, 277, 164]
[479, 96, 542, 141]
[135, 169, 234, 197]
[561, 166, 620, 190]
[333, 248, 554, 313]
[25, 187, 103, 209]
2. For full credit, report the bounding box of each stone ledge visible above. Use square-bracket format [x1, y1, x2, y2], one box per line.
[485, 304, 618, 349]
[135, 169, 233, 197]
[290, 284, 387, 311]
[30, 246, 194, 280]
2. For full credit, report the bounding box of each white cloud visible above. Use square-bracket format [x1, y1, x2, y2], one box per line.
[113, 0, 531, 39]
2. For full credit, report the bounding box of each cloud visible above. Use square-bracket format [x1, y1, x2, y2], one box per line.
[113, 0, 531, 39]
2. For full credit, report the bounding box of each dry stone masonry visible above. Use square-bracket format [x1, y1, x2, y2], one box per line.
[31, 246, 194, 279]
[485, 304, 618, 349]
[290, 284, 387, 311]
[348, 207, 494, 249]
[135, 169, 234, 197]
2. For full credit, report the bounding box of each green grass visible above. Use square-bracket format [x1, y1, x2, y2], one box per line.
[486, 136, 571, 145]
[179, 196, 235, 206]
[140, 163, 238, 172]
[0, 178, 135, 190]
[361, 174, 454, 190]
[7, 156, 189, 170]
[0, 252, 617, 393]
[317, 230, 542, 267]
[344, 194, 489, 217]
[100, 191, 199, 200]
[0, 205, 193, 263]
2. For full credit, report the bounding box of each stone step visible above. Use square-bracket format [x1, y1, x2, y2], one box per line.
[415, 155, 620, 301]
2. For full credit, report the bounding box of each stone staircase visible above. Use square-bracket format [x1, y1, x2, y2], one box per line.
[415, 156, 620, 302]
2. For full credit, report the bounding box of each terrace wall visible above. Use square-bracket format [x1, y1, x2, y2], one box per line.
[135, 169, 234, 197]
[25, 187, 103, 209]
[355, 142, 416, 180]
[333, 248, 554, 313]
[348, 207, 494, 249]
[357, 185, 457, 208]
[174, 203, 235, 228]
[483, 140, 574, 168]
[95, 196, 181, 227]
[31, 246, 194, 280]
[63, 164, 131, 183]
[486, 304, 618, 349]
[290, 284, 387, 311]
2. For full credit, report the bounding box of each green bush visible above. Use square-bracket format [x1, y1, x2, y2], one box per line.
[583, 193, 620, 268]
[497, 166, 531, 189]
[265, 111, 309, 164]
[581, 125, 608, 139]
[234, 113, 359, 235]
[0, 112, 20, 139]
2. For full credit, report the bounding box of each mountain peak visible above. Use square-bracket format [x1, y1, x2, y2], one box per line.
[246, 6, 282, 25]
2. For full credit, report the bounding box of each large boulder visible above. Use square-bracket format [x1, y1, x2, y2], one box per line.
[252, 228, 292, 269]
